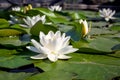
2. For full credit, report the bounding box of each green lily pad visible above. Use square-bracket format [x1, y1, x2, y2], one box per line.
[69, 12, 86, 20]
[66, 22, 82, 41]
[58, 24, 73, 32]
[92, 21, 108, 28]
[34, 8, 56, 17]
[48, 16, 68, 24]
[0, 19, 10, 28]
[0, 36, 29, 48]
[0, 49, 17, 56]
[72, 37, 119, 53]
[26, 70, 72, 80]
[30, 21, 57, 36]
[0, 49, 32, 69]
[89, 28, 117, 36]
[0, 71, 33, 80]
[0, 28, 25, 37]
[0, 56, 32, 69]
[28, 53, 120, 80]
[110, 25, 120, 31]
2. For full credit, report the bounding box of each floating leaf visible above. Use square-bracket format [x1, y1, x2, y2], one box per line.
[65, 22, 83, 41]
[0, 49, 17, 56]
[0, 19, 10, 28]
[72, 37, 119, 53]
[34, 8, 56, 17]
[30, 21, 57, 36]
[110, 25, 120, 31]
[26, 70, 72, 80]
[0, 71, 33, 80]
[112, 44, 120, 51]
[69, 12, 86, 20]
[92, 21, 108, 28]
[0, 36, 29, 47]
[89, 28, 117, 36]
[0, 49, 32, 68]
[0, 28, 25, 37]
[30, 53, 120, 80]
[58, 24, 73, 32]
[48, 16, 68, 24]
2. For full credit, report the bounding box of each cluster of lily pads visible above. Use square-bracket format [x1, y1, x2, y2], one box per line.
[0, 4, 120, 80]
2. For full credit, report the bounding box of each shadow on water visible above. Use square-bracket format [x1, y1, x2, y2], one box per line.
[0, 64, 44, 73]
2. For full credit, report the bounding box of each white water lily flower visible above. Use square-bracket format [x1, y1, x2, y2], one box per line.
[12, 7, 21, 12]
[79, 19, 89, 37]
[8, 15, 19, 24]
[99, 8, 115, 21]
[49, 5, 62, 11]
[20, 15, 46, 28]
[26, 31, 78, 62]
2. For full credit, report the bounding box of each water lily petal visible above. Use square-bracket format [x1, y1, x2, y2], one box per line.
[45, 38, 57, 51]
[39, 31, 46, 40]
[23, 18, 29, 26]
[47, 31, 54, 38]
[47, 54, 58, 62]
[31, 39, 42, 49]
[110, 10, 115, 17]
[40, 36, 49, 47]
[26, 46, 40, 53]
[49, 5, 62, 11]
[61, 33, 66, 39]
[58, 46, 78, 54]
[61, 36, 70, 47]
[105, 18, 109, 21]
[31, 39, 45, 53]
[31, 39, 50, 54]
[31, 54, 47, 59]
[54, 31, 61, 38]
[26, 16, 32, 25]
[58, 54, 71, 59]
[20, 24, 29, 28]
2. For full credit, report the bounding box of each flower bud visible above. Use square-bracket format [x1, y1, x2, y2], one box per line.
[28, 4, 32, 10]
[79, 19, 88, 37]
[23, 6, 29, 13]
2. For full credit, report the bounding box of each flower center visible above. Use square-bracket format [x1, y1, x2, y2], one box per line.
[51, 51, 56, 54]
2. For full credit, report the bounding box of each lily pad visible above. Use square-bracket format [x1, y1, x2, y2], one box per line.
[110, 25, 120, 31]
[30, 21, 57, 36]
[0, 28, 25, 37]
[0, 36, 29, 48]
[0, 49, 32, 69]
[0, 71, 33, 80]
[29, 53, 120, 80]
[72, 37, 119, 53]
[91, 21, 108, 28]
[48, 17, 68, 24]
[69, 12, 86, 20]
[66, 22, 82, 41]
[34, 8, 56, 17]
[0, 19, 10, 28]
[89, 28, 117, 36]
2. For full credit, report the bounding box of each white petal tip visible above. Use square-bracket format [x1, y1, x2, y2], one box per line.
[30, 56, 39, 59]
